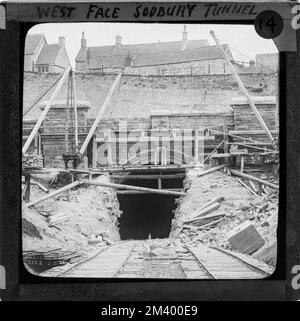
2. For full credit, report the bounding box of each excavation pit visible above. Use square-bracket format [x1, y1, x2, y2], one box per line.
[116, 172, 184, 240]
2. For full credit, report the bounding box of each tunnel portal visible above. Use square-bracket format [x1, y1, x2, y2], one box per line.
[116, 171, 185, 240]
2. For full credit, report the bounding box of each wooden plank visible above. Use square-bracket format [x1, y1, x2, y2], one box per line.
[197, 164, 227, 177]
[184, 202, 221, 223]
[183, 218, 223, 230]
[196, 196, 224, 213]
[31, 179, 49, 193]
[26, 181, 83, 208]
[82, 179, 185, 196]
[230, 168, 279, 190]
[116, 188, 183, 195]
[184, 212, 225, 225]
[249, 180, 259, 194]
[229, 141, 276, 153]
[111, 173, 186, 180]
[89, 164, 194, 173]
[238, 179, 258, 196]
[229, 130, 278, 135]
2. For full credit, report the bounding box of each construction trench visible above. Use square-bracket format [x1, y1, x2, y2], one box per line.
[22, 35, 279, 278]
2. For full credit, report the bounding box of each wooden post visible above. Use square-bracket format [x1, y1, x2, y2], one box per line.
[158, 171, 162, 189]
[84, 156, 88, 171]
[72, 70, 79, 153]
[34, 134, 38, 155]
[210, 30, 274, 145]
[111, 173, 186, 180]
[38, 133, 42, 156]
[22, 66, 71, 154]
[194, 129, 199, 164]
[92, 137, 97, 168]
[107, 132, 113, 166]
[258, 183, 263, 195]
[240, 156, 244, 173]
[223, 118, 229, 163]
[65, 73, 71, 152]
[154, 147, 159, 165]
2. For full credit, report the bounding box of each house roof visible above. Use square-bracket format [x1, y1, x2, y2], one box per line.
[35, 44, 62, 65]
[25, 34, 45, 55]
[75, 39, 233, 69]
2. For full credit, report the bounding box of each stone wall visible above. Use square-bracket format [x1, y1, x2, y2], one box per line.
[23, 72, 277, 121]
[22, 71, 278, 167]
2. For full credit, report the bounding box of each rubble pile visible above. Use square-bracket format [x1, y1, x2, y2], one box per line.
[170, 167, 278, 267]
[22, 154, 43, 168]
[22, 175, 123, 273]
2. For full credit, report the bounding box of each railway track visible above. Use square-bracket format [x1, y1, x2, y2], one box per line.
[184, 244, 271, 279]
[57, 240, 271, 279]
[58, 241, 135, 277]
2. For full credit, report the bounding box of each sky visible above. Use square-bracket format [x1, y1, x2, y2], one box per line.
[28, 23, 278, 68]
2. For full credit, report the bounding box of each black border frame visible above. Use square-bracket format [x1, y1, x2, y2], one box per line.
[0, 2, 299, 301]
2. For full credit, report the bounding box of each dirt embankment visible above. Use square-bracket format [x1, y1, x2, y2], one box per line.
[170, 167, 278, 267]
[22, 174, 122, 267]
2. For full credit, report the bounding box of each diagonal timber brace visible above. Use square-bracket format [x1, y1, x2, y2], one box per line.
[210, 30, 275, 146]
[22, 66, 72, 154]
[78, 71, 123, 159]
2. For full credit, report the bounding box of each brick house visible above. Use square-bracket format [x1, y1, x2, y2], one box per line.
[24, 34, 71, 73]
[75, 26, 236, 76]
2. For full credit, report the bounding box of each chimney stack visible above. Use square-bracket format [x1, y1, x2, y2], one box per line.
[182, 25, 188, 42]
[181, 25, 188, 50]
[81, 31, 87, 49]
[115, 35, 122, 46]
[58, 36, 65, 47]
[249, 60, 255, 67]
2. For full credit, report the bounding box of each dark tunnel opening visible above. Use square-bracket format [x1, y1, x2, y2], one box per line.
[117, 172, 184, 240]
